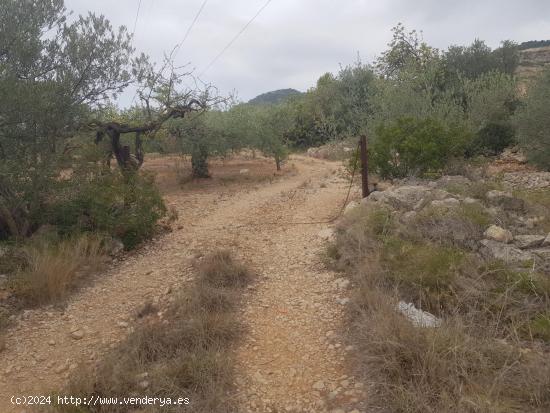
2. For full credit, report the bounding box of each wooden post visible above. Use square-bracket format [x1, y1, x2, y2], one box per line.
[360, 135, 369, 198]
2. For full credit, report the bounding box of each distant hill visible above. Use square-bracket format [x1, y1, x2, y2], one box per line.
[248, 89, 302, 105]
[519, 40, 550, 50]
[516, 45, 550, 88]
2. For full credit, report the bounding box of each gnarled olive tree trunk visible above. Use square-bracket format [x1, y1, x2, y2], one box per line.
[191, 144, 210, 178]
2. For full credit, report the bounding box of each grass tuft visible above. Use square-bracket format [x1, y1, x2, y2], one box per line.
[333, 203, 550, 412]
[57, 249, 252, 413]
[12, 234, 106, 304]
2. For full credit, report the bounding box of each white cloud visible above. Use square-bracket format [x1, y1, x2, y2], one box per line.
[65, 0, 550, 104]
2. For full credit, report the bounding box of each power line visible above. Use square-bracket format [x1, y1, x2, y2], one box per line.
[173, 0, 209, 59]
[199, 0, 273, 77]
[131, 0, 143, 36]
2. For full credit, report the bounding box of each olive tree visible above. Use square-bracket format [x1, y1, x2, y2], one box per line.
[0, 0, 138, 238]
[514, 69, 550, 170]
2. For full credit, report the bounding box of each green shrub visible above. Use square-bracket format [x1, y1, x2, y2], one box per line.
[469, 121, 515, 155]
[371, 118, 472, 178]
[514, 69, 550, 170]
[45, 172, 166, 249]
[381, 238, 466, 312]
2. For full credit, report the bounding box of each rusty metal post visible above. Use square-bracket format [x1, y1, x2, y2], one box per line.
[360, 135, 369, 198]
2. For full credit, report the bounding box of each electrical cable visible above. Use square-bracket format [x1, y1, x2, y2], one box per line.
[199, 0, 273, 77]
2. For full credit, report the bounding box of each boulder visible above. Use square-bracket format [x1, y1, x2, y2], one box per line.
[397, 301, 441, 328]
[480, 239, 533, 263]
[363, 185, 451, 211]
[239, 169, 250, 174]
[531, 248, 550, 260]
[486, 190, 525, 212]
[105, 238, 125, 256]
[431, 198, 460, 209]
[343, 201, 359, 215]
[318, 228, 335, 241]
[514, 235, 546, 249]
[484, 225, 513, 243]
[435, 175, 472, 188]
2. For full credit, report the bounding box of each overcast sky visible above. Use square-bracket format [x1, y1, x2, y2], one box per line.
[66, 0, 550, 105]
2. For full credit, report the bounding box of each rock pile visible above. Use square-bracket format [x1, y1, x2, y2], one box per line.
[502, 172, 550, 189]
[361, 175, 550, 270]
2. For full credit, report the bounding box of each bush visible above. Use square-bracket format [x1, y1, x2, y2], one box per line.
[469, 121, 516, 155]
[59, 250, 252, 413]
[371, 118, 472, 178]
[12, 234, 106, 304]
[514, 69, 550, 170]
[334, 204, 550, 412]
[45, 172, 166, 250]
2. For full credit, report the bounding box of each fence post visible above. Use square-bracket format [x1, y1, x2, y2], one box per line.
[360, 134, 369, 198]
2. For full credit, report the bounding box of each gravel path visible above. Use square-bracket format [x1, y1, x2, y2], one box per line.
[0, 155, 364, 413]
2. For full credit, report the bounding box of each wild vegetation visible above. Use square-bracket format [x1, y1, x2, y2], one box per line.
[55, 250, 253, 413]
[329, 191, 550, 412]
[1, 1, 550, 411]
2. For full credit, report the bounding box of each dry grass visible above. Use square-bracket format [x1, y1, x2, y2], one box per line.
[332, 205, 550, 413]
[513, 188, 550, 232]
[410, 203, 491, 249]
[56, 249, 252, 413]
[12, 234, 106, 304]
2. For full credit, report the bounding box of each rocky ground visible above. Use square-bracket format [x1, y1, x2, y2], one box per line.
[0, 155, 364, 413]
[358, 173, 550, 275]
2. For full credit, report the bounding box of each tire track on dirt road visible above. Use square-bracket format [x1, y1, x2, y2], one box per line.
[0, 156, 363, 413]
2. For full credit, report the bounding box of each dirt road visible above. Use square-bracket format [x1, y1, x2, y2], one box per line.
[0, 155, 365, 413]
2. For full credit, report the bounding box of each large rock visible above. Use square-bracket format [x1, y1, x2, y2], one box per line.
[364, 185, 452, 211]
[480, 239, 533, 263]
[431, 198, 460, 209]
[435, 175, 472, 189]
[397, 301, 441, 328]
[343, 201, 359, 215]
[531, 248, 550, 260]
[484, 225, 513, 243]
[514, 235, 546, 249]
[486, 190, 525, 212]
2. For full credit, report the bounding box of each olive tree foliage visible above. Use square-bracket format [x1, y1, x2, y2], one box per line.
[0, 0, 145, 239]
[365, 24, 520, 178]
[514, 69, 550, 170]
[93, 57, 220, 173]
[284, 62, 376, 149]
[167, 106, 242, 178]
[463, 71, 518, 154]
[444, 39, 519, 79]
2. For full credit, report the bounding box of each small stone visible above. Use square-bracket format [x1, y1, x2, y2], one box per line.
[48, 340, 56, 346]
[542, 233, 550, 247]
[312, 380, 325, 391]
[484, 225, 513, 244]
[334, 278, 350, 290]
[337, 298, 350, 305]
[70, 330, 84, 340]
[117, 321, 129, 328]
[318, 228, 335, 241]
[54, 364, 68, 374]
[138, 380, 149, 389]
[514, 235, 546, 249]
